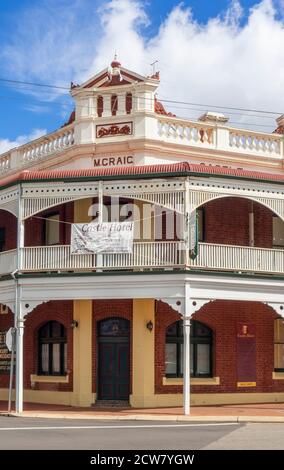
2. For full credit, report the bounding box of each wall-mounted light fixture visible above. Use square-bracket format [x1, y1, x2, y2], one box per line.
[146, 320, 153, 332]
[70, 320, 79, 329]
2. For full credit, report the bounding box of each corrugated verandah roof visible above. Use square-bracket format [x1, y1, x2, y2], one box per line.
[1, 162, 284, 188]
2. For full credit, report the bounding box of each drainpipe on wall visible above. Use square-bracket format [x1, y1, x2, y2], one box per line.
[249, 202, 255, 247]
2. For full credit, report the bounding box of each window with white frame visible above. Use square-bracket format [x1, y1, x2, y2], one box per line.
[274, 318, 284, 371]
[44, 213, 60, 246]
[38, 321, 67, 376]
[273, 216, 284, 247]
[165, 320, 213, 378]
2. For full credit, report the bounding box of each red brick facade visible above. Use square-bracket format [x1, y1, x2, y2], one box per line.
[24, 300, 73, 392]
[0, 308, 14, 388]
[155, 299, 284, 395]
[25, 202, 74, 246]
[203, 198, 273, 247]
[0, 198, 274, 248]
[0, 210, 17, 250]
[1, 298, 283, 401]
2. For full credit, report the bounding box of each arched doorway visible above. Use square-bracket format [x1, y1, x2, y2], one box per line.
[97, 317, 130, 400]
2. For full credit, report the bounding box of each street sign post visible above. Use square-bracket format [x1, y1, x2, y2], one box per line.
[7, 327, 16, 413]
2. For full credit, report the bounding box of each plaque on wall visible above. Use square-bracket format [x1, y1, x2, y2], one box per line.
[0, 330, 14, 374]
[236, 323, 256, 387]
[96, 122, 133, 138]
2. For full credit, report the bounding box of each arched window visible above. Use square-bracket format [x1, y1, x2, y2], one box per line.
[165, 320, 212, 378]
[38, 321, 67, 376]
[98, 317, 130, 337]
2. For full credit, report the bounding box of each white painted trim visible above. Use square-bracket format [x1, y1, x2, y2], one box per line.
[30, 374, 69, 384]
[2, 272, 284, 316]
[272, 372, 284, 380]
[163, 377, 220, 386]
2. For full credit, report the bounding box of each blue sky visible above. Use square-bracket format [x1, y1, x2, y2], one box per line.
[0, 0, 284, 151]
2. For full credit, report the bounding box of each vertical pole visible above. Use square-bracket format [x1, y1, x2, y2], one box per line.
[184, 178, 190, 268]
[15, 306, 24, 413]
[15, 184, 25, 413]
[249, 202, 254, 247]
[183, 283, 191, 415]
[8, 328, 16, 413]
[96, 181, 103, 270]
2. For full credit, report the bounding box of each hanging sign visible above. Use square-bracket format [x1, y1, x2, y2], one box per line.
[0, 330, 14, 374]
[187, 210, 198, 260]
[237, 323, 256, 387]
[71, 222, 134, 254]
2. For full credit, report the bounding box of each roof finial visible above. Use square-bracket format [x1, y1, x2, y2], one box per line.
[111, 52, 121, 69]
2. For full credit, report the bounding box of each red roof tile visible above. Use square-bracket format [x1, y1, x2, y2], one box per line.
[1, 162, 284, 187]
[154, 98, 176, 117]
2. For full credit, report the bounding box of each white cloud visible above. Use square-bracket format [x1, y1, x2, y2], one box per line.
[23, 104, 51, 114]
[1, 0, 284, 131]
[0, 0, 101, 92]
[0, 129, 46, 154]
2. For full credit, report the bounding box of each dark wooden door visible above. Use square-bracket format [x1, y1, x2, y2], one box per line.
[98, 339, 130, 400]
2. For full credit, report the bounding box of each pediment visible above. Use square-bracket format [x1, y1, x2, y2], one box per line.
[79, 67, 146, 90]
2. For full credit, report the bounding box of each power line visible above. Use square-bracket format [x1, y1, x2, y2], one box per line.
[0, 78, 69, 90]
[0, 76, 282, 117]
[0, 93, 276, 125]
[159, 98, 282, 116]
[0, 103, 275, 131]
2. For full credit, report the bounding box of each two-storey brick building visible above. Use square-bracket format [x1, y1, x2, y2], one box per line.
[0, 58, 284, 414]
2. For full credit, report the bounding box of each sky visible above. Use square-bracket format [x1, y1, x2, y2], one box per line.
[0, 0, 284, 153]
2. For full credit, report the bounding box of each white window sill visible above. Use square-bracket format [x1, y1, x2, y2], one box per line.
[273, 372, 284, 380]
[30, 374, 69, 384]
[163, 377, 220, 386]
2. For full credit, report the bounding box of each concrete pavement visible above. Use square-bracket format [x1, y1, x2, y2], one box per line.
[1, 401, 284, 423]
[0, 417, 284, 450]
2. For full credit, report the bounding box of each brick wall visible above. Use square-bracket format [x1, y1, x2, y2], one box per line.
[0, 307, 14, 388]
[155, 300, 284, 394]
[25, 202, 74, 246]
[0, 210, 17, 250]
[92, 299, 133, 394]
[203, 198, 273, 247]
[24, 300, 73, 392]
[2, 298, 284, 401]
[1, 198, 274, 249]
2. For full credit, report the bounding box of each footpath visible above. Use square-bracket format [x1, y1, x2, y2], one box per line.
[1, 401, 284, 423]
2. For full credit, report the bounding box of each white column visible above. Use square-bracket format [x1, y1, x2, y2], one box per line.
[183, 283, 192, 415]
[103, 95, 112, 117]
[89, 96, 97, 118]
[117, 93, 125, 115]
[15, 185, 25, 413]
[15, 301, 24, 413]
